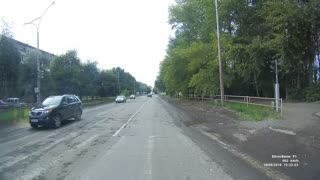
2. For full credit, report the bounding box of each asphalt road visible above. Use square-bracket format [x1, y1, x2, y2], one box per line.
[0, 95, 271, 180]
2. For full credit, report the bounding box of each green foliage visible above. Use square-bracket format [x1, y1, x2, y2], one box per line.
[98, 70, 117, 97]
[0, 108, 29, 122]
[224, 102, 279, 121]
[156, 0, 320, 101]
[302, 85, 320, 102]
[121, 89, 130, 97]
[18, 50, 55, 101]
[0, 36, 147, 101]
[79, 61, 99, 97]
[0, 35, 21, 97]
[51, 50, 82, 95]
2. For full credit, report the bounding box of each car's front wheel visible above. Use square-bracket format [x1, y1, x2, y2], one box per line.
[52, 115, 62, 128]
[30, 124, 38, 128]
[75, 109, 82, 121]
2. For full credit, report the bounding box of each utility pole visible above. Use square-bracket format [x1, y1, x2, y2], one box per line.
[134, 81, 136, 95]
[215, 0, 224, 104]
[24, 1, 55, 104]
[117, 70, 120, 94]
[274, 59, 280, 112]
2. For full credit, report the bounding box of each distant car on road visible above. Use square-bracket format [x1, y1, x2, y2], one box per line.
[6, 98, 27, 108]
[147, 93, 152, 97]
[115, 96, 126, 103]
[129, 94, 136, 99]
[0, 100, 10, 109]
[29, 95, 82, 129]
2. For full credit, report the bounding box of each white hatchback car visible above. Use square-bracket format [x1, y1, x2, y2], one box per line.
[115, 96, 126, 103]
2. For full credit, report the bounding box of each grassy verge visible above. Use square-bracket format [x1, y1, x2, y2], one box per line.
[0, 108, 30, 125]
[162, 95, 280, 121]
[210, 101, 280, 121]
[0, 97, 115, 124]
[82, 97, 116, 107]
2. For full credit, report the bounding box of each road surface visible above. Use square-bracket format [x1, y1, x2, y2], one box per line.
[0, 95, 271, 180]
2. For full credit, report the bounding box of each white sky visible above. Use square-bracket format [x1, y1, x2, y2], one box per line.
[0, 0, 175, 87]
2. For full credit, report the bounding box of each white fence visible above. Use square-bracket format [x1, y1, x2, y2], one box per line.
[181, 94, 283, 117]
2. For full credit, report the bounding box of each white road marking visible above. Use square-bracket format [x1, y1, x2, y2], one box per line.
[269, 127, 296, 135]
[233, 133, 247, 142]
[112, 102, 146, 136]
[146, 136, 154, 176]
[199, 130, 229, 147]
[196, 126, 290, 180]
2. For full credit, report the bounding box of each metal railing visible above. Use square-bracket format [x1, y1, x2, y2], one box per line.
[178, 94, 283, 118]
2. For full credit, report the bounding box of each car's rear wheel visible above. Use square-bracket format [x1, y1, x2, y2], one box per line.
[52, 115, 62, 128]
[75, 109, 82, 121]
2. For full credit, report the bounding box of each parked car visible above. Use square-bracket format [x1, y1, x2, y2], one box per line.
[6, 98, 23, 108]
[29, 95, 82, 129]
[147, 93, 152, 97]
[115, 96, 126, 103]
[0, 100, 10, 109]
[129, 94, 136, 99]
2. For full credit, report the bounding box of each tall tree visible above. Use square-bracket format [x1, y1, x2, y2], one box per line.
[0, 24, 20, 98]
[51, 50, 81, 95]
[79, 61, 99, 98]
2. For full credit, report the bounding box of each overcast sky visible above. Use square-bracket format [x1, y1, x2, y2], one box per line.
[0, 0, 175, 87]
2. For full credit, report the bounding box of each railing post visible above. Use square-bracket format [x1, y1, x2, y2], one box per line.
[246, 96, 249, 107]
[281, 98, 283, 118]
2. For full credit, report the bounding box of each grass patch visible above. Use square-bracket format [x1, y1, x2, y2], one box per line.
[225, 102, 279, 121]
[0, 108, 29, 123]
[209, 101, 279, 121]
[82, 97, 116, 107]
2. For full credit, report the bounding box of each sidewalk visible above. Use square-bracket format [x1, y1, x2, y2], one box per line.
[167, 98, 320, 180]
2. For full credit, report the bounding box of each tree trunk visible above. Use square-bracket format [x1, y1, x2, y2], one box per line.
[309, 61, 314, 86]
[285, 82, 288, 99]
[254, 73, 260, 97]
[297, 74, 300, 89]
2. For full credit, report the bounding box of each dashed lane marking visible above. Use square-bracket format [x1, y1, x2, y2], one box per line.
[112, 102, 146, 137]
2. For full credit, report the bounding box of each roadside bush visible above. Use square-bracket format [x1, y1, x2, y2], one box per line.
[121, 89, 130, 97]
[302, 86, 320, 102]
[287, 85, 320, 102]
[287, 88, 304, 100]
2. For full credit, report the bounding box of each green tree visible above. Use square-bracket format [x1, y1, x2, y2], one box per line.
[51, 50, 81, 95]
[98, 69, 117, 97]
[18, 50, 54, 101]
[79, 61, 99, 98]
[0, 32, 20, 98]
[158, 0, 320, 100]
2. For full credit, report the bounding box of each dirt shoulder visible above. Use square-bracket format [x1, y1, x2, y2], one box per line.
[163, 97, 320, 180]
